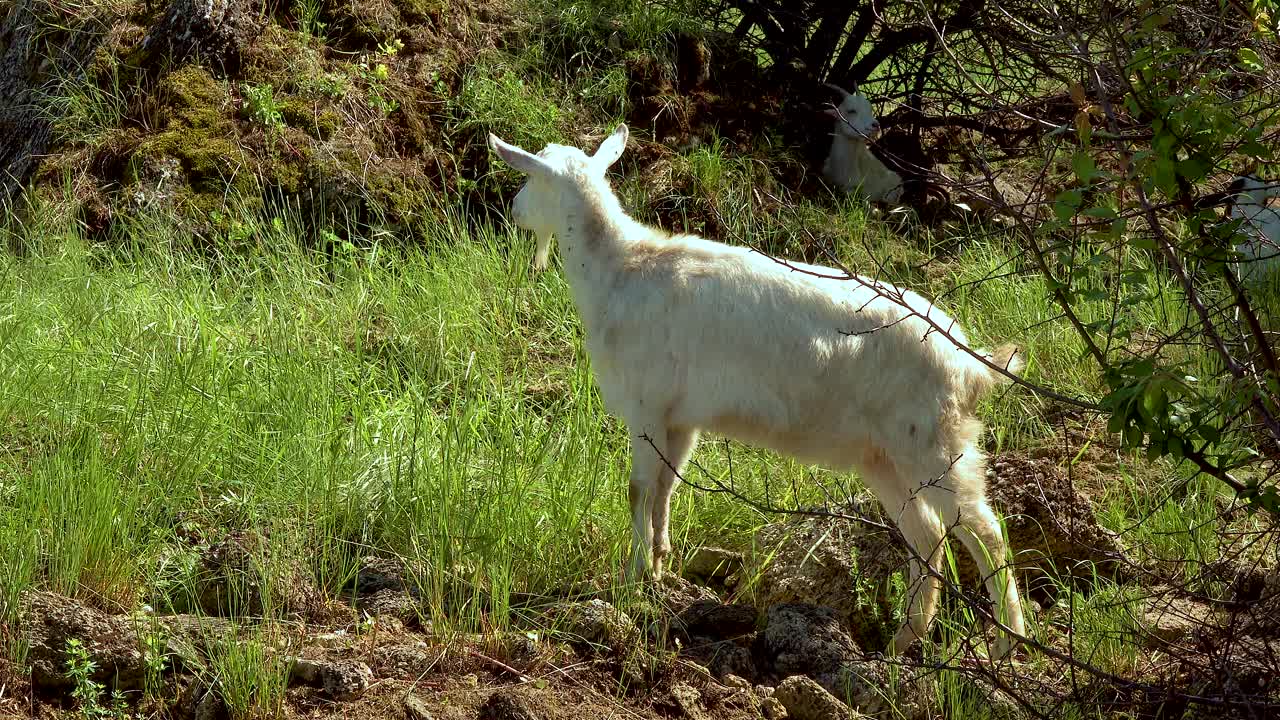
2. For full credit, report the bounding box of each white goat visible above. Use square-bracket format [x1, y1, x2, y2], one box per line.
[1228, 175, 1280, 284]
[488, 124, 1027, 657]
[822, 83, 904, 204]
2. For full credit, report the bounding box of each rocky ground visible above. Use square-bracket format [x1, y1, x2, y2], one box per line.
[4, 450, 1274, 719]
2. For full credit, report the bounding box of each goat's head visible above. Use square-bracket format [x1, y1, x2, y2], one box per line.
[1228, 175, 1280, 205]
[824, 82, 881, 141]
[488, 124, 630, 270]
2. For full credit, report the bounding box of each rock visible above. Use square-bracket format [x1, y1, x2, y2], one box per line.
[21, 591, 144, 691]
[372, 642, 435, 679]
[289, 657, 373, 700]
[136, 0, 266, 73]
[193, 531, 321, 619]
[692, 638, 756, 681]
[678, 600, 758, 638]
[652, 574, 722, 614]
[684, 546, 745, 581]
[984, 454, 1128, 594]
[0, 0, 114, 203]
[544, 599, 636, 651]
[762, 695, 788, 719]
[762, 604, 859, 679]
[358, 588, 423, 626]
[403, 693, 435, 719]
[350, 555, 413, 594]
[664, 682, 705, 719]
[1142, 592, 1216, 647]
[774, 676, 858, 720]
[478, 687, 540, 720]
[750, 512, 906, 650]
[761, 604, 928, 718]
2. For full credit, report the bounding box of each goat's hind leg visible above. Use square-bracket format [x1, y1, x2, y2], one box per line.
[926, 452, 1027, 658]
[625, 420, 677, 582]
[887, 494, 947, 655]
[650, 427, 700, 578]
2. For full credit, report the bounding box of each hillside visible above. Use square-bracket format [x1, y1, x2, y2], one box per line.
[2, 0, 1279, 718]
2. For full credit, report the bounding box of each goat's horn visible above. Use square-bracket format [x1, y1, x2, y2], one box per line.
[823, 82, 852, 98]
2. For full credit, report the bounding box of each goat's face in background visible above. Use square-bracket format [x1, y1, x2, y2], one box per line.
[824, 83, 881, 140]
[1230, 175, 1280, 204]
[489, 125, 630, 269]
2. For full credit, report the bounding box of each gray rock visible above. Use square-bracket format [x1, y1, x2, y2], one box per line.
[984, 454, 1129, 592]
[21, 591, 144, 691]
[774, 675, 859, 720]
[762, 604, 859, 678]
[750, 512, 905, 650]
[289, 657, 373, 700]
[761, 604, 929, 719]
[1141, 591, 1215, 647]
[666, 681, 705, 719]
[193, 531, 321, 619]
[684, 546, 745, 581]
[372, 642, 435, 679]
[479, 687, 540, 720]
[403, 693, 435, 719]
[544, 599, 636, 651]
[761, 695, 788, 719]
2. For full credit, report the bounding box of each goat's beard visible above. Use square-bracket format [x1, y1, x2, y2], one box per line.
[533, 232, 553, 271]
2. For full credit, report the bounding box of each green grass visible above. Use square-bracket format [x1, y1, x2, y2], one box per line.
[0, 166, 1217, 665]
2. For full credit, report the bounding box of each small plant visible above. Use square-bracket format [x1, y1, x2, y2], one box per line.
[140, 626, 168, 699]
[293, 0, 326, 39]
[65, 637, 129, 718]
[240, 83, 285, 135]
[359, 59, 399, 116]
[377, 37, 405, 57]
[204, 628, 292, 720]
[312, 72, 348, 100]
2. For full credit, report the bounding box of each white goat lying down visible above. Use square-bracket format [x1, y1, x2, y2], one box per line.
[1228, 175, 1280, 284]
[489, 124, 1027, 657]
[822, 83, 904, 204]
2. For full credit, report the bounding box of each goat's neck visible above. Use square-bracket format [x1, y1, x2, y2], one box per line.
[828, 135, 882, 183]
[553, 178, 634, 319]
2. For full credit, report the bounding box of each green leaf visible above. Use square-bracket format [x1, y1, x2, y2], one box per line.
[1072, 151, 1098, 183]
[1238, 47, 1264, 71]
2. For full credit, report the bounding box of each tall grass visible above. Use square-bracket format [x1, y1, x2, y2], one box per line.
[0, 93, 1219, 694]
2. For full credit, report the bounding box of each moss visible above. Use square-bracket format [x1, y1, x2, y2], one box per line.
[394, 0, 445, 25]
[279, 99, 340, 141]
[127, 67, 248, 194]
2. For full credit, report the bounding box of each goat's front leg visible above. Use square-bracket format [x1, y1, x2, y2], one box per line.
[625, 428, 664, 581]
[650, 426, 700, 579]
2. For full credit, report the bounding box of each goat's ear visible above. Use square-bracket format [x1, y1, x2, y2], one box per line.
[489, 134, 552, 176]
[823, 82, 852, 98]
[592, 124, 629, 167]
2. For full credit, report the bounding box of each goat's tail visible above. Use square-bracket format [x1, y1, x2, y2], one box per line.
[959, 343, 1023, 412]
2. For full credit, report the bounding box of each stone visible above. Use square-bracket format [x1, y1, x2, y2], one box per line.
[983, 454, 1129, 595]
[404, 693, 435, 720]
[544, 599, 636, 651]
[21, 591, 144, 691]
[684, 546, 745, 581]
[750, 512, 906, 650]
[478, 688, 540, 720]
[289, 657, 373, 700]
[193, 530, 320, 619]
[774, 676, 858, 720]
[761, 695, 788, 719]
[666, 682, 705, 718]
[1142, 592, 1216, 647]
